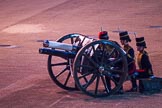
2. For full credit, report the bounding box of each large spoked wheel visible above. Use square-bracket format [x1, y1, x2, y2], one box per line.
[73, 40, 128, 97]
[48, 33, 83, 90]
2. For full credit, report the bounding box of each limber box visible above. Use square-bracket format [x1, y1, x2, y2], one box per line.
[139, 77, 162, 94]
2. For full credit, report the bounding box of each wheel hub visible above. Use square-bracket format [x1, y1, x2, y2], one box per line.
[98, 66, 105, 73]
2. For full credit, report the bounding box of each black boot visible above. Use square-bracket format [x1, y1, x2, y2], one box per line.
[126, 77, 137, 92]
[116, 86, 124, 94]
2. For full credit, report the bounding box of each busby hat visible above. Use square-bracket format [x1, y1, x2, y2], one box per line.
[136, 37, 147, 48]
[119, 31, 131, 42]
[98, 31, 109, 40]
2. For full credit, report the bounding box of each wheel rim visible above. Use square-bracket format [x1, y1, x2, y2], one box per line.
[73, 40, 128, 97]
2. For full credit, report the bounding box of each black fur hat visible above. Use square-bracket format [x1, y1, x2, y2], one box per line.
[119, 31, 131, 42]
[136, 37, 147, 48]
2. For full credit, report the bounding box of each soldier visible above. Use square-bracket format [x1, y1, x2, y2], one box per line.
[98, 31, 112, 91]
[119, 31, 137, 92]
[136, 37, 154, 78]
[98, 31, 123, 94]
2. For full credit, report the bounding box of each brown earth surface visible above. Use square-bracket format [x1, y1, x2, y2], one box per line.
[0, 0, 162, 108]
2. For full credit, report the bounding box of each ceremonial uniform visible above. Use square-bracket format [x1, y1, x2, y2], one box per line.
[124, 45, 136, 75]
[136, 37, 154, 78]
[98, 31, 112, 91]
[119, 31, 137, 92]
[98, 31, 122, 93]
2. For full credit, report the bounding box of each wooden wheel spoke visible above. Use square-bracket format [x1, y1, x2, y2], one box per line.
[78, 71, 93, 79]
[82, 76, 88, 83]
[108, 57, 122, 66]
[83, 53, 98, 67]
[101, 44, 106, 63]
[56, 66, 69, 78]
[108, 48, 116, 58]
[78, 64, 94, 70]
[64, 71, 71, 86]
[95, 76, 100, 95]
[101, 76, 110, 93]
[83, 74, 97, 89]
[106, 68, 124, 74]
[110, 77, 119, 85]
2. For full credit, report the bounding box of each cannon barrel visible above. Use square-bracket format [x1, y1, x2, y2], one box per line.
[39, 48, 76, 59]
[43, 40, 76, 51]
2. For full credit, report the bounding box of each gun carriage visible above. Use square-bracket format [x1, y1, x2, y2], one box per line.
[39, 33, 128, 97]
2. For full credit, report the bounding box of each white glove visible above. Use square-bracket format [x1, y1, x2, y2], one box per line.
[149, 75, 155, 79]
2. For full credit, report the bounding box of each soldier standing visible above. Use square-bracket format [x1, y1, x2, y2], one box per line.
[119, 31, 137, 92]
[136, 37, 154, 78]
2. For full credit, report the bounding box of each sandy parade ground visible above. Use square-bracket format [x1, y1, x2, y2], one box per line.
[0, 0, 162, 108]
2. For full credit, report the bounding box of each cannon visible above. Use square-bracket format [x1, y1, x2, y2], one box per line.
[39, 33, 128, 97]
